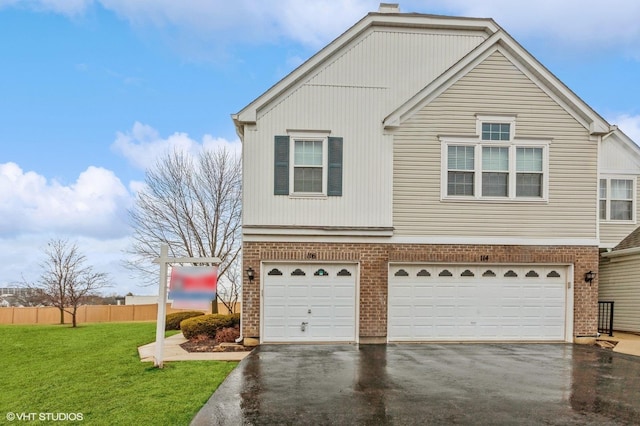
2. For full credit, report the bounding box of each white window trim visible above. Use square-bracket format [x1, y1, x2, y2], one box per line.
[288, 131, 329, 197]
[440, 136, 550, 202]
[476, 114, 517, 141]
[599, 175, 637, 223]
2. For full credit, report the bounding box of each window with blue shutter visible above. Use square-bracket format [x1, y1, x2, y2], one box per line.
[273, 134, 343, 197]
[327, 137, 343, 196]
[274, 135, 290, 195]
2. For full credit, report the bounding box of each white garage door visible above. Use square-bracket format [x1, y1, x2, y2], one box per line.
[262, 263, 357, 343]
[388, 264, 568, 342]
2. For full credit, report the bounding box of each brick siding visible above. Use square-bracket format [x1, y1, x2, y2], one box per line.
[242, 242, 599, 341]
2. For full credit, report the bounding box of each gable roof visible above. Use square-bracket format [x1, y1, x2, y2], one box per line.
[232, 7, 613, 139]
[231, 9, 500, 138]
[382, 29, 611, 135]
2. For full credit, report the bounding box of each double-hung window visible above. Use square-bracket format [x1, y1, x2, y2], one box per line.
[516, 147, 543, 197]
[293, 139, 324, 193]
[273, 133, 343, 197]
[482, 146, 509, 196]
[599, 177, 635, 221]
[442, 116, 548, 201]
[448, 145, 475, 196]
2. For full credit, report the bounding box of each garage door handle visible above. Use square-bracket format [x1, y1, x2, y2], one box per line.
[301, 322, 308, 332]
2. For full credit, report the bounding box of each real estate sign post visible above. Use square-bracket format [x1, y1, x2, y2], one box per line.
[153, 244, 221, 368]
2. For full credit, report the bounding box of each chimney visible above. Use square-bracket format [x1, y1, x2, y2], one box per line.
[378, 3, 400, 13]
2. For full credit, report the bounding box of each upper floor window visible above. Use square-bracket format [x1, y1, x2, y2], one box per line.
[294, 139, 323, 193]
[600, 177, 635, 222]
[482, 123, 511, 141]
[274, 133, 343, 197]
[441, 116, 548, 201]
[447, 145, 475, 196]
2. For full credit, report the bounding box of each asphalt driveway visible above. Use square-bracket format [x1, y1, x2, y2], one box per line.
[191, 344, 640, 425]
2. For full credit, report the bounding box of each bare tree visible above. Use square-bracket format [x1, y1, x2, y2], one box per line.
[217, 261, 241, 313]
[127, 147, 242, 312]
[27, 239, 111, 327]
[11, 288, 48, 307]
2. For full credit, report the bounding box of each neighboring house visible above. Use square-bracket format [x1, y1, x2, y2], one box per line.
[599, 129, 640, 250]
[598, 129, 640, 334]
[600, 227, 640, 333]
[125, 295, 161, 305]
[232, 4, 635, 344]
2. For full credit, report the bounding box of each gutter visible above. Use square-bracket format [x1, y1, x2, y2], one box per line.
[601, 246, 640, 259]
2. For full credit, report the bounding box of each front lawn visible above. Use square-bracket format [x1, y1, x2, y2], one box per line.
[0, 322, 237, 425]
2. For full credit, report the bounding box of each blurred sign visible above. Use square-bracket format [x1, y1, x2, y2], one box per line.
[168, 266, 217, 309]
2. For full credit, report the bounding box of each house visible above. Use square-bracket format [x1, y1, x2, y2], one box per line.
[600, 226, 640, 334]
[232, 3, 638, 344]
[598, 129, 640, 334]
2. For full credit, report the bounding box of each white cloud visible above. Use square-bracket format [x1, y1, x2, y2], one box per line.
[610, 114, 640, 145]
[97, 0, 372, 48]
[271, 0, 371, 48]
[0, 234, 150, 296]
[111, 122, 241, 171]
[0, 162, 140, 293]
[4, 0, 640, 60]
[0, 163, 131, 238]
[418, 0, 640, 56]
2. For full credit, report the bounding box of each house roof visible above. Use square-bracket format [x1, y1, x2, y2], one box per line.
[614, 226, 640, 251]
[232, 6, 615, 140]
[231, 8, 501, 138]
[382, 30, 611, 134]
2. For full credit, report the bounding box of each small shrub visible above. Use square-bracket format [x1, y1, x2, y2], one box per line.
[215, 326, 240, 344]
[180, 314, 237, 340]
[165, 311, 205, 330]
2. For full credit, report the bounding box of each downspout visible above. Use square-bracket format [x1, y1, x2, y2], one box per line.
[580, 125, 618, 342]
[235, 121, 245, 345]
[235, 301, 244, 344]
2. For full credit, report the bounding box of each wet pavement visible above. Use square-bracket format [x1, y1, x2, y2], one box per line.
[191, 344, 640, 425]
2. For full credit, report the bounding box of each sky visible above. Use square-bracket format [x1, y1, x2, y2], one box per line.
[1, 0, 639, 296]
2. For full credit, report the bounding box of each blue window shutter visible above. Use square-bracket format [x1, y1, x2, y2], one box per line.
[327, 137, 343, 196]
[274, 136, 289, 195]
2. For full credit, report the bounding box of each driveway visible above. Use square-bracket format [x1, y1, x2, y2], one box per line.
[191, 344, 640, 425]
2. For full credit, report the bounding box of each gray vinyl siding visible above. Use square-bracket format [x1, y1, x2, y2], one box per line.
[244, 29, 486, 229]
[599, 136, 640, 247]
[393, 51, 598, 239]
[599, 255, 640, 333]
[301, 30, 486, 118]
[244, 85, 394, 228]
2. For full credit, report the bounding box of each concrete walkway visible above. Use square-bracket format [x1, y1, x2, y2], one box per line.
[136, 330, 640, 363]
[598, 331, 640, 357]
[137, 333, 252, 362]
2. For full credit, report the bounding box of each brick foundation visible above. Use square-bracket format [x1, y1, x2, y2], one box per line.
[242, 242, 599, 341]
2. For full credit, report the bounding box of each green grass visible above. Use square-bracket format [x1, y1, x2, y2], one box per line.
[0, 322, 237, 425]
